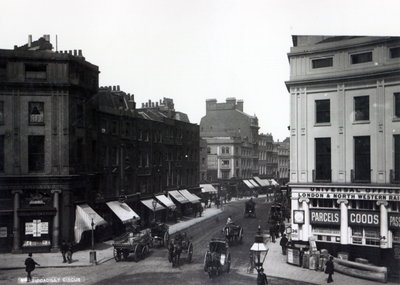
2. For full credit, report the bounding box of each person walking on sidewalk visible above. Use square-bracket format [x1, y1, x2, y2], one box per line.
[325, 256, 334, 283]
[67, 241, 74, 264]
[60, 240, 68, 263]
[25, 253, 40, 282]
[257, 268, 268, 285]
[280, 234, 289, 255]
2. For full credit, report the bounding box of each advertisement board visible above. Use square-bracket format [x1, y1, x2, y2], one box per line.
[310, 209, 340, 225]
[348, 210, 379, 227]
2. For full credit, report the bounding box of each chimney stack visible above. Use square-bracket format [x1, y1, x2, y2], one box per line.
[117, 85, 120, 91]
[28, 35, 32, 47]
[73, 50, 77, 56]
[78, 50, 82, 57]
[43, 34, 50, 42]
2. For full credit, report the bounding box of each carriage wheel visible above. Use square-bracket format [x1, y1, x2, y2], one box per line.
[239, 228, 244, 243]
[123, 250, 129, 260]
[187, 243, 193, 263]
[227, 254, 231, 273]
[141, 245, 149, 259]
[133, 244, 140, 262]
[164, 231, 170, 248]
[203, 252, 208, 272]
[113, 248, 122, 262]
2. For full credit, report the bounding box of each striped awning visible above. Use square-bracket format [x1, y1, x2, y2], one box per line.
[243, 180, 254, 188]
[74, 204, 107, 243]
[106, 201, 140, 223]
[200, 184, 218, 193]
[179, 189, 201, 203]
[141, 199, 166, 211]
[155, 194, 176, 209]
[168, 190, 190, 204]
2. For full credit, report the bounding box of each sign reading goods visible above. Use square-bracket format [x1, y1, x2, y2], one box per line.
[310, 209, 340, 225]
[348, 211, 379, 227]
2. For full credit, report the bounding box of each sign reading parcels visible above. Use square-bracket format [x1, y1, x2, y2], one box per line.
[310, 209, 340, 225]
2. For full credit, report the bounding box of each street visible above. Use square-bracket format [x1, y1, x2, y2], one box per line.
[0, 198, 314, 285]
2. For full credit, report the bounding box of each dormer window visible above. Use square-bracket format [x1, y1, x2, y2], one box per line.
[351, 52, 372, 64]
[25, 63, 47, 80]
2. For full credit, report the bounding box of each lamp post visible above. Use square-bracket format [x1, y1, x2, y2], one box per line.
[250, 226, 269, 272]
[152, 199, 158, 222]
[88, 212, 97, 265]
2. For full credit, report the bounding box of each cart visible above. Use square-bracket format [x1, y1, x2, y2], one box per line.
[150, 222, 170, 247]
[113, 228, 153, 262]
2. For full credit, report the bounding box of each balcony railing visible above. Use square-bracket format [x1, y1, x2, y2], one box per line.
[312, 169, 331, 183]
[351, 169, 371, 183]
[390, 169, 400, 184]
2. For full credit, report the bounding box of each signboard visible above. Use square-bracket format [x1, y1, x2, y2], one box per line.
[297, 187, 400, 201]
[388, 213, 400, 230]
[287, 248, 301, 266]
[310, 209, 340, 225]
[25, 222, 34, 235]
[348, 210, 379, 227]
[25, 220, 48, 237]
[0, 227, 7, 238]
[293, 210, 305, 224]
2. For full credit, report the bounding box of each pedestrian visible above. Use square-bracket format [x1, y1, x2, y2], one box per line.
[280, 234, 289, 255]
[60, 240, 68, 263]
[269, 225, 275, 243]
[257, 268, 268, 285]
[67, 241, 74, 264]
[325, 256, 334, 283]
[279, 221, 285, 237]
[24, 253, 40, 282]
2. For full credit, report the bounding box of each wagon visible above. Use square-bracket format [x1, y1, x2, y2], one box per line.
[113, 228, 153, 262]
[244, 200, 256, 218]
[168, 232, 193, 267]
[223, 223, 243, 245]
[203, 238, 231, 278]
[150, 222, 170, 247]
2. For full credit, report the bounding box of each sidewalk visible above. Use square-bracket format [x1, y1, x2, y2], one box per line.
[242, 233, 399, 285]
[0, 206, 223, 270]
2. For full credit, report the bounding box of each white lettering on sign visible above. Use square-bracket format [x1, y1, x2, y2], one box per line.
[349, 213, 379, 225]
[311, 212, 339, 223]
[389, 215, 400, 228]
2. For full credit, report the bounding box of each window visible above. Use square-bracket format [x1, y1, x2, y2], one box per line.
[29, 102, 44, 125]
[354, 136, 371, 182]
[221, 160, 230, 166]
[312, 57, 333, 69]
[315, 138, 331, 181]
[395, 135, 400, 182]
[0, 61, 5, 80]
[351, 52, 372, 64]
[207, 147, 211, 154]
[0, 135, 3, 171]
[0, 101, 3, 125]
[28, 136, 44, 172]
[354, 96, 369, 121]
[111, 121, 118, 134]
[390, 47, 400, 59]
[395, 93, 400, 118]
[25, 64, 47, 80]
[315, 100, 330, 123]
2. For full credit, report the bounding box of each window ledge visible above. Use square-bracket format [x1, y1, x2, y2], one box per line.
[29, 123, 45, 126]
[352, 120, 370, 125]
[393, 117, 400, 122]
[314, 123, 331, 127]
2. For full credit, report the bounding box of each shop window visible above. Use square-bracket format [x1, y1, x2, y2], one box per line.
[351, 227, 380, 246]
[312, 57, 333, 69]
[351, 227, 363, 244]
[351, 52, 372, 64]
[0, 135, 3, 171]
[395, 93, 400, 118]
[29, 102, 44, 125]
[390, 47, 400, 59]
[28, 136, 45, 172]
[0, 101, 3, 125]
[393, 230, 400, 243]
[25, 64, 47, 80]
[354, 136, 371, 182]
[365, 229, 380, 245]
[315, 138, 331, 182]
[354, 96, 369, 121]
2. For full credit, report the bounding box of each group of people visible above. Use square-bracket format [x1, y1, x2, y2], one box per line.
[268, 220, 285, 243]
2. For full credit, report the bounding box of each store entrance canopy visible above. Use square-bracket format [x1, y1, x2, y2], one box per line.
[168, 190, 190, 204]
[74, 204, 107, 243]
[155, 194, 176, 210]
[248, 179, 260, 188]
[243, 180, 254, 188]
[200, 184, 218, 193]
[179, 189, 201, 203]
[141, 199, 166, 211]
[106, 201, 140, 223]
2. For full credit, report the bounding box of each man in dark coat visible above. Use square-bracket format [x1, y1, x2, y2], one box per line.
[25, 253, 40, 282]
[280, 234, 289, 255]
[67, 242, 74, 264]
[60, 240, 68, 263]
[257, 268, 268, 285]
[325, 256, 334, 283]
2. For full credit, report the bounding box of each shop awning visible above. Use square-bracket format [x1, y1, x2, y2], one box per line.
[106, 201, 140, 223]
[141, 199, 166, 211]
[168, 190, 190, 204]
[179, 189, 201, 203]
[155, 194, 176, 210]
[74, 204, 107, 243]
[269, 179, 279, 186]
[243, 180, 254, 188]
[253, 176, 269, 187]
[200, 184, 218, 193]
[248, 179, 260, 188]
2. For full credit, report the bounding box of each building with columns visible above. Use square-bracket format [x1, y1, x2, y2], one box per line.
[277, 137, 290, 185]
[286, 36, 400, 275]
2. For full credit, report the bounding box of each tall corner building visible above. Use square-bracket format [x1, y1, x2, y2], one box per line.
[285, 36, 400, 273]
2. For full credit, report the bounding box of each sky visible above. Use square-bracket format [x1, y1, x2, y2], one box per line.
[1, 0, 399, 141]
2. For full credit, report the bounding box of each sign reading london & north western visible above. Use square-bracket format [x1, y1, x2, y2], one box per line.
[348, 210, 380, 227]
[297, 187, 400, 201]
[310, 209, 340, 225]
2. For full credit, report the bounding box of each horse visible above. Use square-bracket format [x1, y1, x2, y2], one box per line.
[168, 241, 182, 267]
[224, 223, 242, 244]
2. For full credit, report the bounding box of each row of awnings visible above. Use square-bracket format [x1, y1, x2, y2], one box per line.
[243, 177, 279, 188]
[74, 190, 202, 243]
[200, 184, 218, 194]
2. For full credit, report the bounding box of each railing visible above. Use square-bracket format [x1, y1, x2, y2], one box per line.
[312, 169, 331, 183]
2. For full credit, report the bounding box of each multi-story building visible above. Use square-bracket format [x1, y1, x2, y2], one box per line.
[199, 138, 208, 182]
[258, 133, 278, 179]
[200, 98, 259, 186]
[0, 35, 99, 253]
[286, 36, 400, 275]
[277, 137, 290, 185]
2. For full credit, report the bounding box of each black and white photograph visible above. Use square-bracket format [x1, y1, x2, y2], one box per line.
[0, 0, 399, 284]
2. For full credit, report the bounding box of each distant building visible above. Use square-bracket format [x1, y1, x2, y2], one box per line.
[258, 133, 278, 179]
[200, 98, 259, 192]
[276, 137, 290, 185]
[286, 35, 400, 276]
[199, 138, 208, 182]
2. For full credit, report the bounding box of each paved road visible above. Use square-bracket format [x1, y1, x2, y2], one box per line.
[0, 198, 314, 285]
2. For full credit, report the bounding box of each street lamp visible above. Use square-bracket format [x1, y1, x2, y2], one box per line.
[152, 199, 158, 222]
[250, 226, 269, 272]
[88, 212, 97, 265]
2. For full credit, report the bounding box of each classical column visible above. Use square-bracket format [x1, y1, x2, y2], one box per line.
[11, 190, 22, 253]
[299, 197, 310, 242]
[377, 200, 389, 249]
[51, 189, 62, 252]
[337, 199, 349, 244]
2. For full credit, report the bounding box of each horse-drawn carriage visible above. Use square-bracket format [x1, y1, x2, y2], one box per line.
[203, 238, 231, 278]
[150, 222, 170, 247]
[223, 223, 243, 245]
[112, 228, 153, 262]
[168, 232, 193, 267]
[244, 199, 256, 218]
